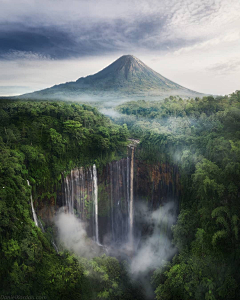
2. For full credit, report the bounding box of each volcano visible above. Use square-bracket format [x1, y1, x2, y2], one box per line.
[20, 55, 204, 101]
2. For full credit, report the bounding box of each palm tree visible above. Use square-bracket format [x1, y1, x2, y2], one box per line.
[211, 206, 239, 249]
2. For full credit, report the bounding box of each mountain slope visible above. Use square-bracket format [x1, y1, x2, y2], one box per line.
[20, 55, 204, 100]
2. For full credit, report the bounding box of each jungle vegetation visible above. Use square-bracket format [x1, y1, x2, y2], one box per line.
[116, 91, 240, 299]
[1, 90, 240, 299]
[0, 101, 142, 299]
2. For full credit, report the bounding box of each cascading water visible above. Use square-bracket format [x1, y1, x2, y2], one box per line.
[105, 158, 131, 245]
[93, 164, 99, 244]
[61, 143, 179, 251]
[27, 180, 59, 252]
[62, 159, 133, 246]
[63, 165, 100, 243]
[27, 180, 39, 227]
[38, 219, 45, 232]
[129, 146, 134, 249]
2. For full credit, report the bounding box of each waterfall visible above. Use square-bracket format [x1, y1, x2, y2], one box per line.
[71, 170, 74, 214]
[51, 239, 59, 253]
[27, 180, 59, 252]
[93, 164, 99, 244]
[106, 158, 131, 245]
[64, 174, 71, 213]
[109, 163, 115, 242]
[64, 168, 83, 216]
[61, 150, 138, 247]
[62, 160, 131, 245]
[38, 218, 45, 232]
[63, 165, 100, 244]
[27, 180, 39, 227]
[129, 147, 134, 248]
[80, 167, 85, 220]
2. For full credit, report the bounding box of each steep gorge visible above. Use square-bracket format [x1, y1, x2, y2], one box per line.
[34, 146, 180, 257]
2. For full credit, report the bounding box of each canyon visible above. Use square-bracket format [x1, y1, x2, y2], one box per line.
[33, 145, 180, 260]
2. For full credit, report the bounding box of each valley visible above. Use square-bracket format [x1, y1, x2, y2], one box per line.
[1, 91, 240, 299]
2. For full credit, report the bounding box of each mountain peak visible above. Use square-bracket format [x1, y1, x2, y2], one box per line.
[115, 55, 145, 70]
[19, 55, 204, 100]
[118, 54, 138, 61]
[78, 54, 150, 83]
[120, 54, 135, 58]
[114, 54, 145, 66]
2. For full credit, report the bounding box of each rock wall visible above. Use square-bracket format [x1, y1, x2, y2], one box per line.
[34, 149, 180, 245]
[135, 160, 180, 209]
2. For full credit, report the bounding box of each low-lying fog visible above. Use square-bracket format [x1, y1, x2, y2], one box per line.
[54, 200, 177, 298]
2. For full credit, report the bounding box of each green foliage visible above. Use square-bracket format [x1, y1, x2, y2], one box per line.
[81, 255, 123, 299]
[211, 206, 239, 248]
[0, 100, 131, 298]
[1, 92, 240, 299]
[154, 255, 238, 300]
[115, 91, 240, 299]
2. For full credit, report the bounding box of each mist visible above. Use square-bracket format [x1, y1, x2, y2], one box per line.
[130, 201, 177, 275]
[54, 197, 177, 262]
[54, 210, 101, 258]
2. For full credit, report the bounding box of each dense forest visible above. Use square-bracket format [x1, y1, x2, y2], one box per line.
[0, 101, 144, 299]
[1, 91, 240, 299]
[116, 91, 240, 299]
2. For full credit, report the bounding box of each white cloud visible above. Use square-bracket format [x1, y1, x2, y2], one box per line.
[0, 54, 121, 95]
[207, 58, 240, 75]
[174, 32, 240, 55]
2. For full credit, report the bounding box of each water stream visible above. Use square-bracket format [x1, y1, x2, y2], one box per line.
[93, 164, 99, 244]
[27, 180, 39, 227]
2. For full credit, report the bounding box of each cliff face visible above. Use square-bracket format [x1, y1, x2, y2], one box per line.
[97, 156, 180, 244]
[36, 187, 62, 226]
[34, 152, 180, 245]
[135, 160, 180, 209]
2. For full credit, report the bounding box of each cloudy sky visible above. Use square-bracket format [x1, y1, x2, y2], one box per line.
[1, 0, 240, 96]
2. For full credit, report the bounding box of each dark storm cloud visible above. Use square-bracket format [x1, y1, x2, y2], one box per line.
[2, 0, 217, 60]
[0, 24, 85, 59]
[1, 0, 239, 60]
[1, 0, 240, 61]
[0, 16, 195, 60]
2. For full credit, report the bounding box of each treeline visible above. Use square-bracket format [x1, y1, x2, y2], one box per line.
[117, 94, 238, 119]
[116, 91, 240, 299]
[0, 101, 129, 186]
[0, 100, 145, 299]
